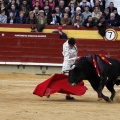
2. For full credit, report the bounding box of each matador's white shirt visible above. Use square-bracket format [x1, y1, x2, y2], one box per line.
[62, 40, 78, 72]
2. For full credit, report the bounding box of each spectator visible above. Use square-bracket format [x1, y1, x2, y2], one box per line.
[55, 6, 63, 19]
[72, 0, 79, 7]
[36, 10, 47, 32]
[82, 6, 92, 20]
[71, 7, 84, 25]
[72, 15, 82, 28]
[114, 9, 120, 26]
[64, 7, 71, 17]
[19, 0, 30, 11]
[16, 11, 26, 24]
[19, 0, 31, 5]
[113, 9, 120, 21]
[61, 13, 71, 26]
[7, 11, 16, 24]
[97, 16, 107, 37]
[47, 10, 61, 25]
[32, 0, 43, 10]
[33, 6, 39, 17]
[107, 12, 118, 27]
[102, 8, 110, 21]
[83, 15, 96, 27]
[90, 0, 103, 8]
[7, 0, 19, 10]
[49, 0, 55, 10]
[20, 5, 29, 17]
[44, 0, 52, 11]
[0, 2, 7, 15]
[107, 2, 117, 13]
[52, 26, 68, 39]
[44, 6, 51, 19]
[26, 11, 37, 24]
[9, 4, 19, 17]
[0, 9, 7, 23]
[69, 1, 76, 14]
[32, 0, 43, 9]
[58, 0, 65, 14]
[92, 0, 103, 12]
[92, 5, 102, 23]
[80, 0, 91, 12]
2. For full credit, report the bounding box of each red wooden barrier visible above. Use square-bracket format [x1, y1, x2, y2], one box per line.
[0, 37, 120, 64]
[0, 31, 60, 39]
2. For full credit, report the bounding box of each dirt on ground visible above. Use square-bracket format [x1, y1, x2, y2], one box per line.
[0, 73, 120, 120]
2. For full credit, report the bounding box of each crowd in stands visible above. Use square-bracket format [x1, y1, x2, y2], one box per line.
[0, 0, 120, 28]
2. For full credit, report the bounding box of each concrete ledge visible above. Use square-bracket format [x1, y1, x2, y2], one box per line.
[0, 62, 63, 67]
[0, 62, 62, 75]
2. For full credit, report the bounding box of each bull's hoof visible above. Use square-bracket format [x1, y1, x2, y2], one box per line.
[97, 98, 103, 101]
[104, 96, 111, 102]
[115, 80, 120, 86]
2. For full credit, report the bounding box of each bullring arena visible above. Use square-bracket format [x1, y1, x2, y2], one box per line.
[0, 73, 120, 120]
[0, 25, 120, 120]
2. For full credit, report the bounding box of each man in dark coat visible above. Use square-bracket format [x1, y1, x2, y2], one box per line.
[82, 15, 96, 27]
[47, 10, 61, 25]
[52, 26, 68, 39]
[107, 2, 117, 13]
[97, 16, 107, 37]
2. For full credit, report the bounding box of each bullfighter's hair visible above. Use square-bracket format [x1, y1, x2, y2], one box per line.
[68, 38, 75, 45]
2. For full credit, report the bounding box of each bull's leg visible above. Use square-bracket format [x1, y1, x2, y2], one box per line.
[90, 83, 110, 102]
[106, 82, 115, 101]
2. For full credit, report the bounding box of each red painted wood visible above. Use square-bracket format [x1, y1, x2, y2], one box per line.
[0, 31, 60, 39]
[0, 37, 120, 63]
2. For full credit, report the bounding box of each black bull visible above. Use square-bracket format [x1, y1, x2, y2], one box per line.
[68, 54, 120, 102]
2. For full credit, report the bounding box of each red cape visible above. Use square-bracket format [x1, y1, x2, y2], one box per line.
[33, 74, 87, 97]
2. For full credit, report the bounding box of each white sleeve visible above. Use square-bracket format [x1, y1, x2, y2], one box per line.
[62, 42, 70, 59]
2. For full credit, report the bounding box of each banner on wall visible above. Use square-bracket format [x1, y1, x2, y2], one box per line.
[105, 0, 120, 14]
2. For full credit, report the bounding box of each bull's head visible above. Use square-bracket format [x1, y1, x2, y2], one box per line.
[68, 64, 84, 86]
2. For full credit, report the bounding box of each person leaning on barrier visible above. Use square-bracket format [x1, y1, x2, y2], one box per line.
[71, 7, 84, 25]
[47, 10, 61, 25]
[36, 10, 47, 32]
[26, 11, 37, 24]
[97, 15, 107, 37]
[82, 15, 96, 27]
[107, 12, 119, 27]
[52, 26, 68, 39]
[61, 13, 71, 26]
[72, 15, 82, 28]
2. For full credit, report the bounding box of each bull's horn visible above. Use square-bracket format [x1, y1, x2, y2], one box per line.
[69, 65, 76, 70]
[64, 65, 76, 72]
[68, 57, 80, 61]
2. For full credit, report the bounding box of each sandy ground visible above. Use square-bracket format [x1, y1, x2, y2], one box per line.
[0, 73, 120, 120]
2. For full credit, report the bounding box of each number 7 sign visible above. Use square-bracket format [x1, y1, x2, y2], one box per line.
[104, 29, 118, 41]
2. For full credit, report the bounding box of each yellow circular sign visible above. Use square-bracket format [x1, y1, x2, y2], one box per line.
[104, 28, 118, 41]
